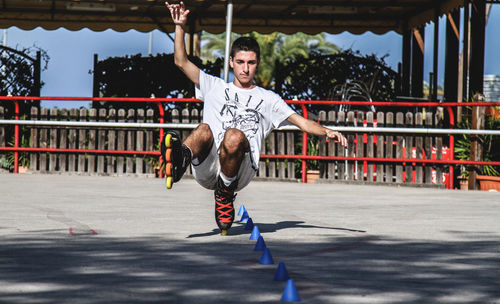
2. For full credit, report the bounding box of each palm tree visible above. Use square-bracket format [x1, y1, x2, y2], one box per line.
[201, 31, 339, 88]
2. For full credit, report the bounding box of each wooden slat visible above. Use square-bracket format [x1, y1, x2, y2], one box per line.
[126, 109, 135, 174]
[424, 112, 433, 184]
[29, 107, 38, 171]
[49, 108, 58, 172]
[268, 131, 276, 178]
[355, 111, 365, 181]
[376, 112, 385, 182]
[336, 111, 346, 180]
[366, 111, 374, 182]
[40, 108, 48, 173]
[414, 112, 424, 183]
[435, 108, 444, 184]
[327, 111, 336, 180]
[259, 138, 267, 178]
[107, 109, 117, 174]
[88, 108, 97, 174]
[136, 109, 145, 174]
[116, 109, 126, 175]
[286, 131, 295, 179]
[346, 111, 355, 181]
[59, 109, 68, 172]
[97, 108, 107, 174]
[384, 112, 394, 182]
[318, 110, 327, 179]
[395, 112, 404, 183]
[145, 109, 154, 174]
[78, 108, 87, 172]
[405, 112, 414, 183]
[68, 109, 77, 172]
[277, 130, 286, 179]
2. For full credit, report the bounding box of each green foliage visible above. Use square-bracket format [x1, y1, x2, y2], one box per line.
[201, 31, 339, 89]
[93, 53, 223, 111]
[0, 45, 48, 118]
[274, 49, 398, 113]
[0, 128, 31, 171]
[455, 108, 500, 177]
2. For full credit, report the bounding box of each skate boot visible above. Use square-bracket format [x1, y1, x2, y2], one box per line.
[160, 131, 191, 189]
[214, 176, 237, 235]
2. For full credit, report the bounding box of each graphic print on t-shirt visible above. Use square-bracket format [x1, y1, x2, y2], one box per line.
[217, 88, 264, 146]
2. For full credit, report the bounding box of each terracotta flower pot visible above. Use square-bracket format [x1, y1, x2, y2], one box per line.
[476, 175, 500, 191]
[306, 170, 320, 184]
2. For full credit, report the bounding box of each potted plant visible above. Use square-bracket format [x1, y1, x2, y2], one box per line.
[455, 107, 500, 190]
[1, 133, 31, 173]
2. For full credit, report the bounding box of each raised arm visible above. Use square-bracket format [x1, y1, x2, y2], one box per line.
[165, 1, 200, 86]
[287, 113, 348, 146]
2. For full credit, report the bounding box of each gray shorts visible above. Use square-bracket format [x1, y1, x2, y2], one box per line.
[191, 143, 256, 192]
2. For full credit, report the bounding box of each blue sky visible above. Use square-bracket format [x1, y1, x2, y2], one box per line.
[3, 5, 499, 108]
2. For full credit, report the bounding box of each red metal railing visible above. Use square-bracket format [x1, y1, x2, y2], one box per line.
[1, 96, 499, 189]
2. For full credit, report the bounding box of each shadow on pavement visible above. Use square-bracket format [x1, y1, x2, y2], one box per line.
[1, 231, 499, 303]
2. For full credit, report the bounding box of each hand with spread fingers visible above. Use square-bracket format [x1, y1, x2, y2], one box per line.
[326, 129, 348, 147]
[165, 1, 190, 27]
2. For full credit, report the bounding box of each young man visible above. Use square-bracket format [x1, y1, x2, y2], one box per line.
[163, 1, 348, 235]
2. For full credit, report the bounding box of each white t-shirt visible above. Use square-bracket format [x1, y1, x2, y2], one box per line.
[196, 70, 296, 170]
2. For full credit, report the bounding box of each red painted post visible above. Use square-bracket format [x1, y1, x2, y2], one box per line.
[14, 100, 19, 173]
[447, 106, 455, 189]
[301, 104, 308, 183]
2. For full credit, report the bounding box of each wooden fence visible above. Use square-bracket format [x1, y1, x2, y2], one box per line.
[0, 106, 448, 186]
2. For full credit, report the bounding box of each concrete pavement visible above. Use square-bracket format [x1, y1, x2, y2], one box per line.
[0, 173, 499, 303]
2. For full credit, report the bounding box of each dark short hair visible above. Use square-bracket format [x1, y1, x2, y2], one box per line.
[230, 36, 260, 60]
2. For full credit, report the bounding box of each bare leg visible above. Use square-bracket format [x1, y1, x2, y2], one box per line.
[183, 123, 214, 163]
[219, 128, 250, 178]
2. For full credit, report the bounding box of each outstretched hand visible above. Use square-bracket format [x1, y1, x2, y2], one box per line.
[165, 1, 190, 27]
[326, 129, 348, 147]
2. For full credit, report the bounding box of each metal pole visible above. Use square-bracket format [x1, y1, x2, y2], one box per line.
[223, 1, 233, 82]
[148, 32, 153, 56]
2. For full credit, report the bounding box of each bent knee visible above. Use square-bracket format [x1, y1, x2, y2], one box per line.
[222, 129, 248, 153]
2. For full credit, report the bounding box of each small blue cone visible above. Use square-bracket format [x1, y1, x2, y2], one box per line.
[281, 279, 300, 302]
[240, 210, 249, 223]
[274, 262, 289, 281]
[237, 205, 246, 217]
[259, 247, 274, 265]
[249, 225, 261, 240]
[244, 218, 254, 230]
[253, 235, 266, 251]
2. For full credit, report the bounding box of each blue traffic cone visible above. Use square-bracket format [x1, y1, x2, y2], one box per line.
[244, 218, 254, 230]
[281, 279, 300, 302]
[249, 225, 261, 240]
[274, 262, 289, 281]
[237, 205, 246, 216]
[240, 210, 249, 223]
[259, 247, 274, 265]
[253, 235, 266, 251]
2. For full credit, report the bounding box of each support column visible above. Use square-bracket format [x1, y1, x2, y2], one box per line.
[469, 0, 486, 99]
[444, 10, 460, 103]
[401, 28, 411, 96]
[411, 26, 425, 98]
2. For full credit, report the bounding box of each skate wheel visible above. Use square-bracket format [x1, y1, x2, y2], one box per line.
[166, 176, 173, 189]
[220, 229, 227, 236]
[166, 148, 172, 162]
[164, 133, 172, 148]
[166, 163, 172, 176]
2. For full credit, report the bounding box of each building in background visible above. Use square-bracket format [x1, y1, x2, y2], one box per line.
[484, 75, 500, 102]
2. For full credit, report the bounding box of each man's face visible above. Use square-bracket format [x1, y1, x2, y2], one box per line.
[229, 50, 259, 88]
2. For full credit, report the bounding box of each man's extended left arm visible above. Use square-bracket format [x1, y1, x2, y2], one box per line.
[287, 113, 348, 147]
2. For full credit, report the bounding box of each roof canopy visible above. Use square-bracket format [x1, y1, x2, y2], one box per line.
[1, 0, 464, 35]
